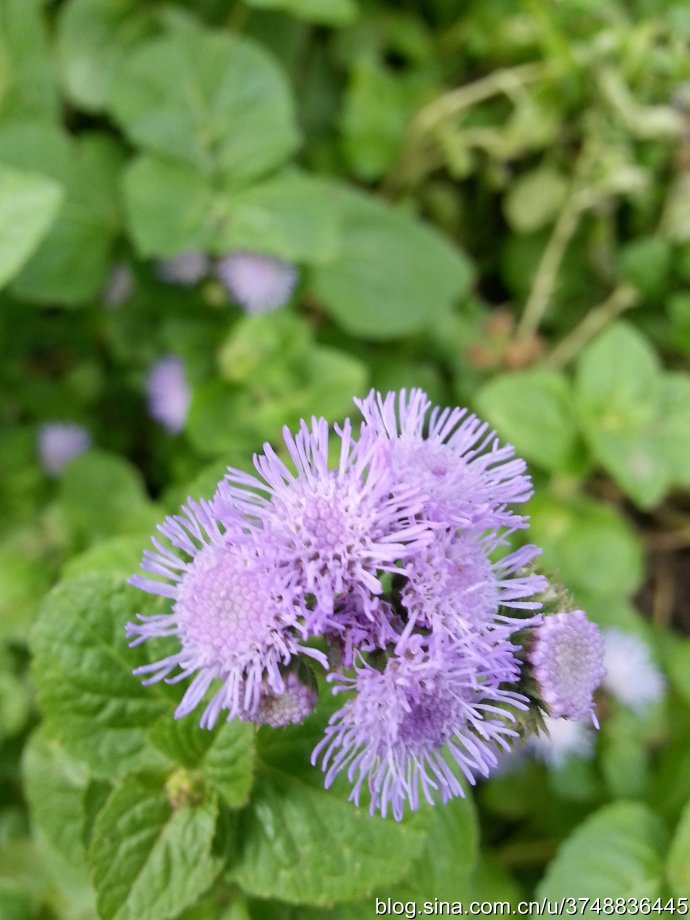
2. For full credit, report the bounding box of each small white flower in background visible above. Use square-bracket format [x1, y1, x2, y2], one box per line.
[528, 715, 594, 769]
[155, 251, 209, 286]
[146, 356, 191, 434]
[216, 251, 297, 313]
[601, 628, 665, 713]
[102, 262, 135, 308]
[37, 423, 91, 476]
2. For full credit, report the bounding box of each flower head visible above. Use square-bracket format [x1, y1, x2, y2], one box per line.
[216, 251, 297, 313]
[127, 499, 326, 728]
[529, 610, 605, 722]
[146, 355, 191, 434]
[246, 670, 318, 728]
[37, 422, 91, 476]
[400, 530, 546, 642]
[313, 634, 528, 820]
[528, 715, 595, 768]
[355, 388, 533, 530]
[155, 251, 209, 286]
[214, 418, 432, 631]
[602, 629, 665, 712]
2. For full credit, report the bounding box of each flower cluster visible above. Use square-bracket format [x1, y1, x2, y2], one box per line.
[128, 388, 605, 819]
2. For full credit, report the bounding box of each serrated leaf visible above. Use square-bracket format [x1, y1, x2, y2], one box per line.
[150, 717, 255, 809]
[0, 166, 63, 289]
[311, 186, 472, 339]
[476, 369, 579, 472]
[537, 802, 667, 900]
[31, 575, 169, 778]
[230, 764, 429, 906]
[109, 28, 299, 182]
[89, 774, 222, 920]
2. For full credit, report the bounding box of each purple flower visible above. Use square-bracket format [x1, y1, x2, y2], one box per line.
[214, 418, 432, 631]
[127, 499, 326, 728]
[529, 610, 605, 722]
[399, 530, 546, 643]
[146, 355, 191, 434]
[216, 251, 297, 313]
[155, 251, 209, 286]
[313, 634, 528, 820]
[37, 422, 91, 476]
[244, 670, 318, 728]
[602, 629, 664, 712]
[355, 388, 533, 530]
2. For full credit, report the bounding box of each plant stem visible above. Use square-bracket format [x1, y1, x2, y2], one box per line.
[544, 283, 639, 369]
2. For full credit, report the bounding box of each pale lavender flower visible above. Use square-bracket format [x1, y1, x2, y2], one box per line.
[216, 251, 297, 313]
[127, 499, 326, 728]
[214, 418, 432, 632]
[102, 262, 134, 308]
[529, 610, 605, 722]
[529, 715, 595, 769]
[399, 530, 546, 644]
[355, 389, 533, 530]
[602, 629, 665, 712]
[313, 634, 528, 820]
[155, 251, 209, 286]
[146, 355, 191, 434]
[244, 670, 318, 728]
[37, 422, 91, 476]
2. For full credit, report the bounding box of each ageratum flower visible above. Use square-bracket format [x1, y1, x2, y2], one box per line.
[529, 715, 595, 769]
[155, 251, 209, 286]
[355, 388, 533, 530]
[146, 355, 191, 434]
[243, 670, 318, 728]
[37, 422, 91, 476]
[529, 610, 605, 722]
[602, 628, 665, 712]
[127, 498, 325, 728]
[216, 251, 297, 313]
[313, 633, 528, 820]
[214, 418, 432, 631]
[399, 529, 546, 642]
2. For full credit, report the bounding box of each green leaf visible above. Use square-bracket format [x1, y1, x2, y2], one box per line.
[537, 802, 667, 901]
[476, 369, 579, 472]
[393, 796, 478, 901]
[217, 171, 338, 263]
[667, 797, 690, 896]
[0, 0, 59, 120]
[58, 450, 155, 542]
[123, 155, 217, 257]
[89, 774, 222, 920]
[31, 575, 169, 778]
[150, 717, 256, 809]
[109, 28, 299, 182]
[57, 0, 157, 113]
[0, 166, 63, 289]
[527, 494, 643, 601]
[245, 0, 358, 26]
[22, 727, 90, 868]
[576, 323, 690, 507]
[311, 186, 472, 339]
[619, 236, 672, 302]
[341, 59, 428, 180]
[62, 534, 150, 580]
[504, 165, 568, 234]
[0, 124, 123, 304]
[230, 764, 429, 906]
[125, 159, 337, 262]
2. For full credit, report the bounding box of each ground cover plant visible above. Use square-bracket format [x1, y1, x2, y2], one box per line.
[2, 0, 690, 917]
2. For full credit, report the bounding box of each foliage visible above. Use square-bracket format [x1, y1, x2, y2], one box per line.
[2, 0, 690, 916]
